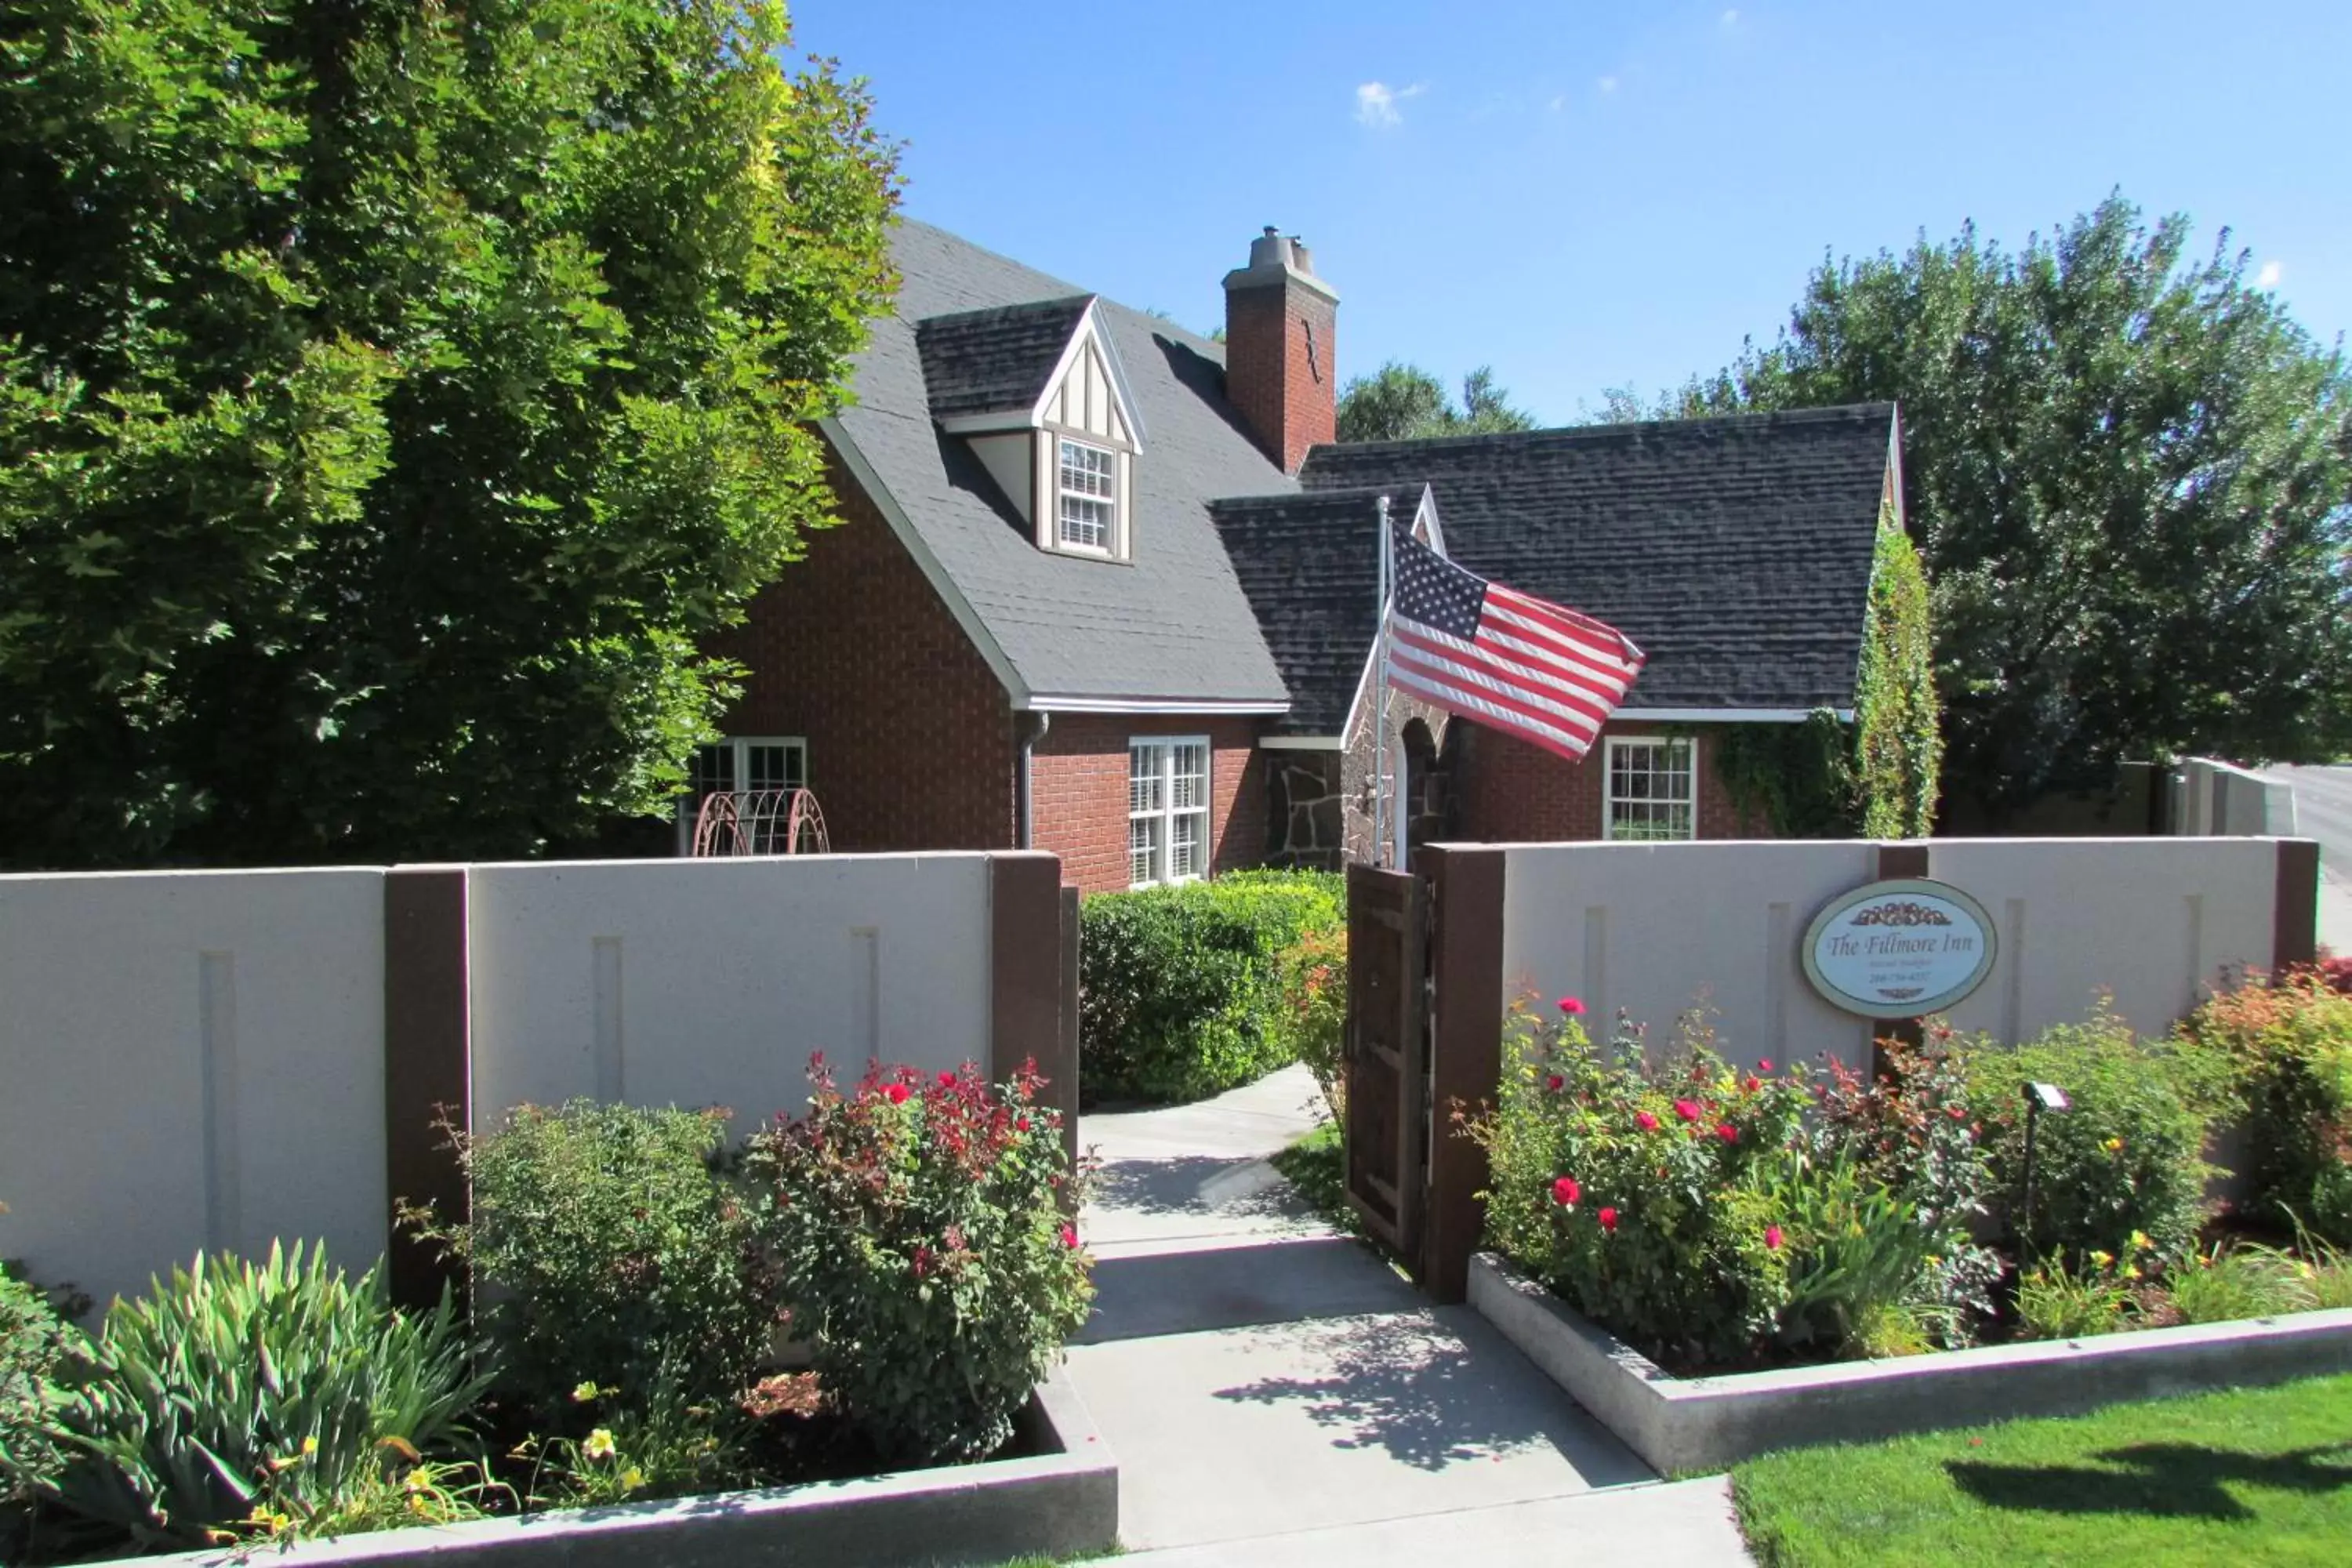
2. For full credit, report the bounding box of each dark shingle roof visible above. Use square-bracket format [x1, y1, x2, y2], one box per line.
[1210, 488, 1408, 735]
[1256, 406, 1895, 731]
[915, 296, 1094, 420]
[828, 222, 1290, 708]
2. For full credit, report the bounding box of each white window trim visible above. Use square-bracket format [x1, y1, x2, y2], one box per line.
[1054, 436, 1117, 557]
[676, 735, 808, 850]
[1128, 735, 1212, 888]
[1603, 733, 1698, 843]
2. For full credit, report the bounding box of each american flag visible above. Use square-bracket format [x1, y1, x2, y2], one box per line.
[1385, 526, 1645, 761]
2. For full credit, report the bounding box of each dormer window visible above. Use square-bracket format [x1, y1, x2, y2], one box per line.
[916, 294, 1147, 563]
[1057, 439, 1116, 553]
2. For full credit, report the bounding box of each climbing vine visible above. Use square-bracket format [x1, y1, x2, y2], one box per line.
[1713, 499, 1941, 838]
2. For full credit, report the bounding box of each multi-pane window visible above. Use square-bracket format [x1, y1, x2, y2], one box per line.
[681, 736, 808, 851]
[1606, 736, 1697, 841]
[1129, 738, 1210, 887]
[1057, 438, 1116, 552]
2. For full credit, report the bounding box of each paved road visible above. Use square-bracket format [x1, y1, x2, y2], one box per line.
[2259, 764, 2352, 951]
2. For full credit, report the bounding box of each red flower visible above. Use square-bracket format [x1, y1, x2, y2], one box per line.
[1597, 1207, 1620, 1233]
[1552, 1175, 1581, 1207]
[1546, 1074, 1565, 1092]
[1756, 1058, 1774, 1073]
[1947, 1104, 1967, 1120]
[1715, 1123, 1738, 1144]
[1673, 1098, 1702, 1123]
[1059, 1223, 1080, 1250]
[1016, 1116, 1032, 1132]
[1743, 1076, 1762, 1092]
[1558, 996, 1586, 1016]
[1635, 1109, 1661, 1132]
[937, 1070, 958, 1087]
[882, 1083, 910, 1105]
[1764, 1225, 1784, 1251]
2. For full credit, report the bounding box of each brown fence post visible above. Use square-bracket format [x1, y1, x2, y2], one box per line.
[990, 853, 1075, 1174]
[1421, 844, 1506, 1305]
[2274, 839, 2320, 974]
[383, 867, 472, 1312]
[1059, 881, 1083, 1186]
[1870, 841, 1933, 1073]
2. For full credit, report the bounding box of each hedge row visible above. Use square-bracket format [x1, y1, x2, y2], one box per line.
[1079, 870, 1344, 1105]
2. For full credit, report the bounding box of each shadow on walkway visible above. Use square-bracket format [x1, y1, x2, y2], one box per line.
[1077, 1236, 1418, 1344]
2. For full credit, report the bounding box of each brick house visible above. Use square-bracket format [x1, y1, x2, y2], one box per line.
[697, 222, 1900, 893]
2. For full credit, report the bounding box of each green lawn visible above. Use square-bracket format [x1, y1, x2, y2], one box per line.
[1268, 1122, 1361, 1238]
[1734, 1374, 2352, 1567]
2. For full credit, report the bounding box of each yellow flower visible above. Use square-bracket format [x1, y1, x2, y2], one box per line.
[300, 1435, 318, 1458]
[619, 1466, 647, 1492]
[2124, 1264, 2143, 1281]
[2089, 1249, 2114, 1269]
[2102, 1136, 2124, 1153]
[1925, 1255, 1942, 1270]
[405, 1466, 432, 1494]
[572, 1381, 601, 1404]
[581, 1428, 618, 1462]
[2129, 1229, 2151, 1253]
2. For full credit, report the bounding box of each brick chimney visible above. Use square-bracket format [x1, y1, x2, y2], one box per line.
[1223, 227, 1338, 474]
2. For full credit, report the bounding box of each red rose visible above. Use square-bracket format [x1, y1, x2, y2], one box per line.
[1765, 1225, 1784, 1250]
[938, 1070, 957, 1087]
[1597, 1207, 1620, 1233]
[1059, 1223, 1080, 1250]
[1558, 996, 1587, 1015]
[1715, 1123, 1738, 1144]
[1546, 1074, 1564, 1092]
[1756, 1058, 1774, 1073]
[1016, 1116, 1032, 1132]
[1673, 1098, 1702, 1123]
[1743, 1076, 1762, 1093]
[883, 1083, 910, 1105]
[1551, 1175, 1581, 1207]
[1635, 1109, 1661, 1132]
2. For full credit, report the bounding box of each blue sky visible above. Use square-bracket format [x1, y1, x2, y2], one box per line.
[789, 1, 2348, 426]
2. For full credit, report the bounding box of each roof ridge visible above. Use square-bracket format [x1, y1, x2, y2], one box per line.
[1308, 401, 1896, 463]
[913, 292, 1097, 332]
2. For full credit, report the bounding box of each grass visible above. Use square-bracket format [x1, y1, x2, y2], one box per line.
[1268, 1122, 1362, 1238]
[1733, 1374, 2352, 1567]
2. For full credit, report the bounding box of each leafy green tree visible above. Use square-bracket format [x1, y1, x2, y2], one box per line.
[1338, 361, 1538, 442]
[0, 0, 898, 867]
[1633, 194, 2352, 815]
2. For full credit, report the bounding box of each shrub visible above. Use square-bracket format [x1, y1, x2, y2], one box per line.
[747, 1057, 1094, 1465]
[0, 1262, 75, 1508]
[1963, 1001, 2219, 1265]
[1080, 869, 1343, 1103]
[2014, 1258, 2136, 1339]
[405, 1101, 778, 1427]
[1276, 926, 1348, 1123]
[27, 1243, 485, 1552]
[2182, 967, 2352, 1243]
[1475, 1000, 1813, 1368]
[2165, 1241, 2317, 1325]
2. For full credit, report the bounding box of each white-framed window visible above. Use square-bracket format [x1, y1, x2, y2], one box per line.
[1128, 737, 1210, 887]
[1605, 735, 1697, 841]
[1056, 437, 1116, 553]
[679, 736, 808, 851]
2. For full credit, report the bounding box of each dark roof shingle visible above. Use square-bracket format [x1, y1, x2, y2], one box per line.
[1250, 406, 1896, 731]
[915, 295, 1094, 420]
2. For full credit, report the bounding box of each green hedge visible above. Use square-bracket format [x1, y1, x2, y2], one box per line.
[1080, 870, 1344, 1105]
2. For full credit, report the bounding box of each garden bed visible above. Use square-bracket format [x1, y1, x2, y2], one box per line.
[1472, 1250, 2352, 1475]
[96, 1370, 1116, 1568]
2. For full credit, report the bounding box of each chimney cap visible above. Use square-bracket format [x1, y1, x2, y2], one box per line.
[1225, 227, 1338, 303]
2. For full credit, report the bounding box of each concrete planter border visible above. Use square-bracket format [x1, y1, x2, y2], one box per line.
[110, 1369, 1116, 1568]
[1471, 1250, 2352, 1475]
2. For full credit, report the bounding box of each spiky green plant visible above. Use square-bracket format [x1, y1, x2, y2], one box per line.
[31, 1242, 488, 1551]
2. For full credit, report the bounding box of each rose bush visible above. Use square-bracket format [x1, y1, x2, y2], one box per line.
[2182, 967, 2352, 1243]
[747, 1057, 1093, 1465]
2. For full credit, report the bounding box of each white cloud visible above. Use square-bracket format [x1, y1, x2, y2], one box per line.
[1548, 93, 1567, 112]
[2256, 260, 2283, 289]
[1597, 74, 1619, 93]
[1721, 8, 1740, 24]
[1354, 80, 1425, 129]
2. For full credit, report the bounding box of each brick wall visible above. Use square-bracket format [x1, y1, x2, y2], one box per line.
[1032, 715, 1258, 895]
[717, 449, 1016, 852]
[1457, 720, 1769, 843]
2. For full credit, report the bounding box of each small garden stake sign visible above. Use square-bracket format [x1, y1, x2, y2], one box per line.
[1802, 877, 1997, 1018]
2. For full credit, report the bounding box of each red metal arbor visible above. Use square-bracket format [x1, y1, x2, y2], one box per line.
[690, 788, 831, 857]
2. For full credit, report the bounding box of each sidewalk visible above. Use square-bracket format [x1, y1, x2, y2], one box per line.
[1063, 1065, 1754, 1565]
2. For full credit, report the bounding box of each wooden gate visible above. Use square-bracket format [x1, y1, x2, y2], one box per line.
[1344, 862, 1428, 1269]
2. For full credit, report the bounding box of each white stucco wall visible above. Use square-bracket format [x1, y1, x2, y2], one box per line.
[0, 869, 387, 1310]
[1498, 837, 2286, 1073]
[465, 853, 995, 1139]
[1502, 841, 1878, 1072]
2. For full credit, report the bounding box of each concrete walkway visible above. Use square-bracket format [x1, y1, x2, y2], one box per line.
[1063, 1065, 1753, 1564]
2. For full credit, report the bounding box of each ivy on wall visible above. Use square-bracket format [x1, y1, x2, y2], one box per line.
[1715, 499, 1942, 838]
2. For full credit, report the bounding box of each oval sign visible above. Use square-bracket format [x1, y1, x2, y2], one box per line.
[1801, 877, 1997, 1018]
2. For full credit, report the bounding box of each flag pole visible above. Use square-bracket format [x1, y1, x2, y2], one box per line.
[1373, 494, 1392, 869]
